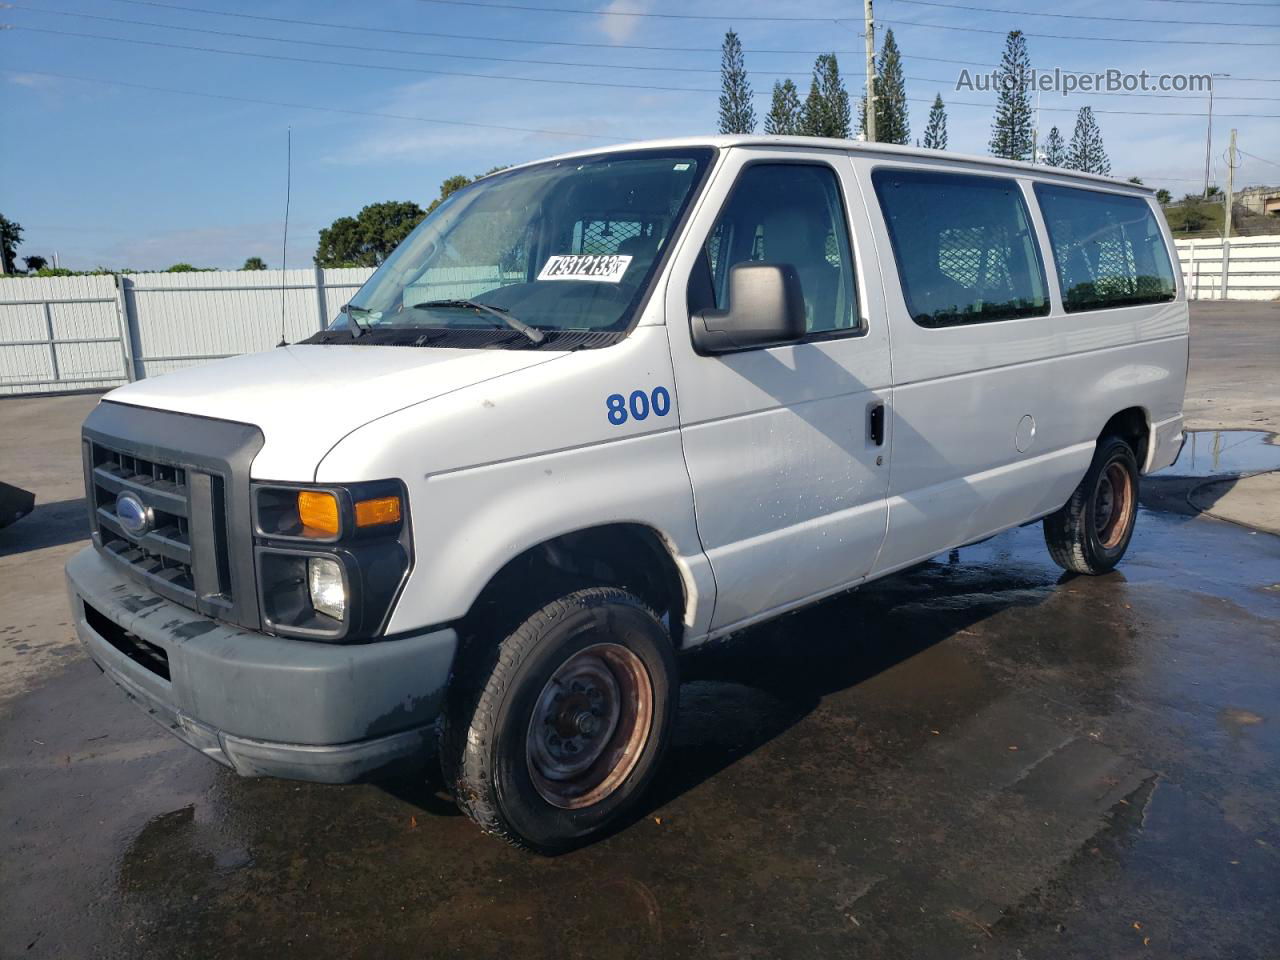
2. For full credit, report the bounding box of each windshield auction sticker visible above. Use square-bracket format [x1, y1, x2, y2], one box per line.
[537, 254, 633, 283]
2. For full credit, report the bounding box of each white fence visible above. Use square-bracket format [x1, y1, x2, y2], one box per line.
[1176, 234, 1280, 302]
[0, 267, 374, 396]
[3, 236, 1278, 396]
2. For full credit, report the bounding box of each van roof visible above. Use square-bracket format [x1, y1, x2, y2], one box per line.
[510, 135, 1153, 194]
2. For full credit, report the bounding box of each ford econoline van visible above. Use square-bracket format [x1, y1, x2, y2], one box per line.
[66, 136, 1188, 851]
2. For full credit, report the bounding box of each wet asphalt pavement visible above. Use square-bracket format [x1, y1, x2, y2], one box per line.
[1, 431, 1277, 959]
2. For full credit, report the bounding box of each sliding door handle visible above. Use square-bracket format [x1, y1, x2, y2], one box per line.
[869, 402, 885, 447]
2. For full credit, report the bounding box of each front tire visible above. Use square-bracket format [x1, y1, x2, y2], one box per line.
[1043, 435, 1140, 575]
[441, 587, 677, 853]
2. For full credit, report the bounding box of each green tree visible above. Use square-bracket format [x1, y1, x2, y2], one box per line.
[1127, 176, 1144, 185]
[765, 79, 802, 135]
[988, 31, 1033, 161]
[1066, 106, 1110, 175]
[1156, 188, 1172, 204]
[426, 174, 474, 215]
[801, 54, 851, 139]
[22, 255, 48, 273]
[242, 256, 267, 270]
[0, 214, 23, 274]
[314, 200, 427, 267]
[1043, 125, 1066, 166]
[718, 30, 756, 134]
[921, 93, 947, 150]
[1205, 185, 1222, 198]
[1176, 199, 1212, 232]
[165, 263, 199, 272]
[860, 29, 909, 145]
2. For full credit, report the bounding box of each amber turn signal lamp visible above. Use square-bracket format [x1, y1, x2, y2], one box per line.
[297, 491, 341, 535]
[354, 495, 402, 528]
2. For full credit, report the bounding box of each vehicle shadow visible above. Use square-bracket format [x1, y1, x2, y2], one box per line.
[622, 551, 1057, 837]
[0, 497, 90, 557]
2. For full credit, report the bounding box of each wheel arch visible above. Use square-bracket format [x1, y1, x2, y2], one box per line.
[460, 521, 694, 648]
[1099, 406, 1151, 471]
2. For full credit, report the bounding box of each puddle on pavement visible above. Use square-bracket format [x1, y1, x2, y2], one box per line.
[1155, 430, 1280, 478]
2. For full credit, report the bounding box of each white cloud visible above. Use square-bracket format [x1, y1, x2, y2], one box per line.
[7, 73, 52, 88]
[597, 0, 653, 43]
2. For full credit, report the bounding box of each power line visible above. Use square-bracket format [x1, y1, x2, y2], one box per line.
[4, 4, 743, 74]
[412, 0, 847, 21]
[912, 96, 1280, 119]
[87, 0, 1280, 81]
[1139, 0, 1279, 7]
[423, 0, 1280, 44]
[97, 0, 853, 54]
[11, 30, 1278, 122]
[877, 16, 1280, 46]
[16, 5, 1275, 99]
[1, 68, 1271, 196]
[7, 24, 728, 93]
[889, 0, 1280, 30]
[0, 67, 629, 140]
[1239, 150, 1280, 169]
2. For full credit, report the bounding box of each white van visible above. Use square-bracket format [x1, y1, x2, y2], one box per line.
[66, 136, 1188, 851]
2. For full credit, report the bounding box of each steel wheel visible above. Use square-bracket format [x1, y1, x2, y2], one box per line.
[526, 642, 655, 810]
[1094, 460, 1135, 549]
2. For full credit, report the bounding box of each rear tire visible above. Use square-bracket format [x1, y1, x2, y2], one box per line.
[1044, 435, 1140, 575]
[441, 587, 677, 854]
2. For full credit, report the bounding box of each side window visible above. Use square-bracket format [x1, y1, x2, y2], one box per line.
[1034, 184, 1176, 312]
[702, 164, 859, 335]
[871, 168, 1049, 328]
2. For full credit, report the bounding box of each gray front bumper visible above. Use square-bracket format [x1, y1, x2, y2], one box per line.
[66, 546, 457, 783]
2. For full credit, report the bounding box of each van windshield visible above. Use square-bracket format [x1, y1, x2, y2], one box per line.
[315, 148, 714, 348]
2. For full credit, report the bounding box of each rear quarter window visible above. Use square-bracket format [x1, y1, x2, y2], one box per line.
[1033, 184, 1177, 313]
[872, 168, 1049, 329]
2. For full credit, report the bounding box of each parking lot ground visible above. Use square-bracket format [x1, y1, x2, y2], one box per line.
[2, 302, 1278, 959]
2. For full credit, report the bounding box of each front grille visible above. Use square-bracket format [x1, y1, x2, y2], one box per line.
[91, 445, 199, 595]
[82, 401, 265, 630]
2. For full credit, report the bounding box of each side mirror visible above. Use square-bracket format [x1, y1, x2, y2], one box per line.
[691, 263, 806, 354]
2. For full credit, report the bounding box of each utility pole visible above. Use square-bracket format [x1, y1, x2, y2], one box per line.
[1223, 128, 1238, 239]
[1203, 73, 1229, 199]
[864, 0, 877, 142]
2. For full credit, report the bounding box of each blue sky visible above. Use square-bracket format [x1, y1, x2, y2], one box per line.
[3, 0, 1278, 270]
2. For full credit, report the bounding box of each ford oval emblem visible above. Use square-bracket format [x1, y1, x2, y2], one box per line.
[115, 492, 152, 537]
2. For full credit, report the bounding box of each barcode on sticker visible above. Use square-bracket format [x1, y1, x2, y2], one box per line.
[537, 254, 633, 283]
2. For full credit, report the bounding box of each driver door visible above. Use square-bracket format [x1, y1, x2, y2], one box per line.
[664, 148, 892, 634]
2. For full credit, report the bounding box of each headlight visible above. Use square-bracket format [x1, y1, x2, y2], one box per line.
[253, 479, 410, 642]
[307, 557, 346, 621]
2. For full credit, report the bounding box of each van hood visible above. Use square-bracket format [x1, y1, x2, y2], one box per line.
[103, 344, 565, 481]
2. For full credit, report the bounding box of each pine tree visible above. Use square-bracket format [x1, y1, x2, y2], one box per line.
[801, 54, 851, 139]
[988, 31, 1033, 161]
[1043, 125, 1066, 166]
[1066, 106, 1110, 175]
[922, 93, 947, 150]
[875, 29, 910, 144]
[718, 31, 756, 135]
[765, 79, 802, 135]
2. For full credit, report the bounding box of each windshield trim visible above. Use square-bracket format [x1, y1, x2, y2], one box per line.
[340, 146, 721, 349]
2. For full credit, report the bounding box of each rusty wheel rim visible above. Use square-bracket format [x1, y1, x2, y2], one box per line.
[526, 643, 654, 810]
[1094, 460, 1134, 550]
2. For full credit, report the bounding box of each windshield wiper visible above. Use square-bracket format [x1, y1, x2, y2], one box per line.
[412, 299, 545, 345]
[340, 303, 375, 338]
